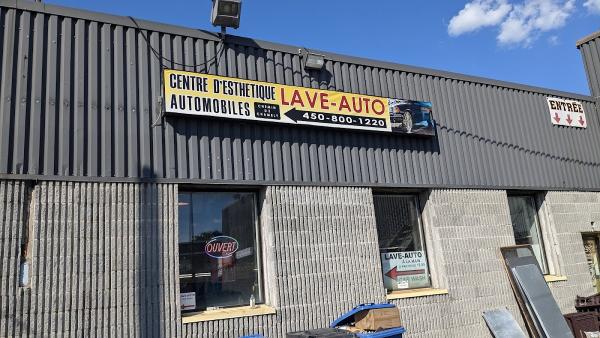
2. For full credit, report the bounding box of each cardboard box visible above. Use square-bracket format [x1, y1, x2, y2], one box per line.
[338, 325, 366, 333]
[354, 307, 401, 331]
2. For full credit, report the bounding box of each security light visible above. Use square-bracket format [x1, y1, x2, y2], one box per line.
[300, 49, 325, 71]
[211, 0, 242, 29]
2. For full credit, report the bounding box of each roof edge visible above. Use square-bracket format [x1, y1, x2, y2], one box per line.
[577, 30, 600, 48]
[2, 173, 600, 192]
[1, 0, 594, 102]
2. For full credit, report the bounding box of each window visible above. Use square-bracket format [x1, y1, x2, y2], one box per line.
[508, 195, 548, 274]
[178, 191, 262, 313]
[582, 234, 600, 292]
[374, 194, 431, 291]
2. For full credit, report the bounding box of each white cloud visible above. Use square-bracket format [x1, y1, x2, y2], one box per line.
[448, 0, 512, 36]
[497, 0, 575, 45]
[548, 35, 560, 45]
[448, 0, 578, 46]
[585, 0, 600, 14]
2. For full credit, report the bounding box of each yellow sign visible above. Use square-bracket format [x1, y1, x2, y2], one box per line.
[163, 69, 435, 135]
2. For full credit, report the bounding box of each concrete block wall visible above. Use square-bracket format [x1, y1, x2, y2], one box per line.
[542, 191, 598, 312]
[182, 187, 539, 338]
[388, 189, 525, 338]
[0, 180, 179, 338]
[3, 182, 598, 338]
[182, 186, 386, 338]
[0, 180, 30, 338]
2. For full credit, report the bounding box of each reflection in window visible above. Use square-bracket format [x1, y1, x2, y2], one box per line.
[508, 195, 548, 274]
[374, 195, 431, 291]
[178, 192, 262, 313]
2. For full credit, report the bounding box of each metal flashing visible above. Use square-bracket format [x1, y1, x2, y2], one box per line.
[2, 173, 600, 192]
[577, 30, 600, 48]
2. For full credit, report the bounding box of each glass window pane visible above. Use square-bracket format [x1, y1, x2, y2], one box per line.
[374, 195, 431, 291]
[508, 196, 548, 274]
[583, 235, 600, 292]
[179, 193, 192, 243]
[179, 192, 261, 313]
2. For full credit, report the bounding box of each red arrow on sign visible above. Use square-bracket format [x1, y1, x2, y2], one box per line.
[553, 113, 561, 123]
[579, 116, 585, 126]
[566, 114, 573, 125]
[385, 266, 427, 280]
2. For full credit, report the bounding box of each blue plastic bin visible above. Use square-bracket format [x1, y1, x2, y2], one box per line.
[330, 303, 406, 338]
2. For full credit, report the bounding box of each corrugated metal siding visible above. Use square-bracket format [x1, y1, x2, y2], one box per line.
[579, 33, 600, 98]
[1, 4, 599, 190]
[0, 180, 179, 338]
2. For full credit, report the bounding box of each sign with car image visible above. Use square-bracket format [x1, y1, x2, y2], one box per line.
[164, 69, 435, 136]
[388, 99, 434, 135]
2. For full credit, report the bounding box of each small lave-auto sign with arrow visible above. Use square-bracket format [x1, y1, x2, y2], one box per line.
[381, 251, 430, 290]
[180, 292, 196, 311]
[547, 97, 587, 128]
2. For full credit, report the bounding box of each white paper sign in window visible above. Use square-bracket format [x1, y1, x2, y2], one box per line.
[181, 292, 196, 311]
[381, 251, 430, 290]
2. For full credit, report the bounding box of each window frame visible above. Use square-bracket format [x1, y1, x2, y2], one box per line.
[507, 193, 551, 275]
[177, 189, 265, 314]
[372, 192, 433, 292]
[582, 233, 600, 289]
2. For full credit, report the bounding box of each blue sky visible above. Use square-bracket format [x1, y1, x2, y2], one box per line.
[46, 0, 599, 95]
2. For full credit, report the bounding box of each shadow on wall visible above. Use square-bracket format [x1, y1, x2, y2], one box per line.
[169, 116, 441, 154]
[138, 179, 160, 338]
[136, 168, 180, 338]
[167, 37, 440, 157]
[210, 35, 335, 88]
[1, 178, 179, 337]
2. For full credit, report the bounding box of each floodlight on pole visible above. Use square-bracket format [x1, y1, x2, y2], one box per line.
[211, 0, 242, 29]
[299, 48, 325, 71]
